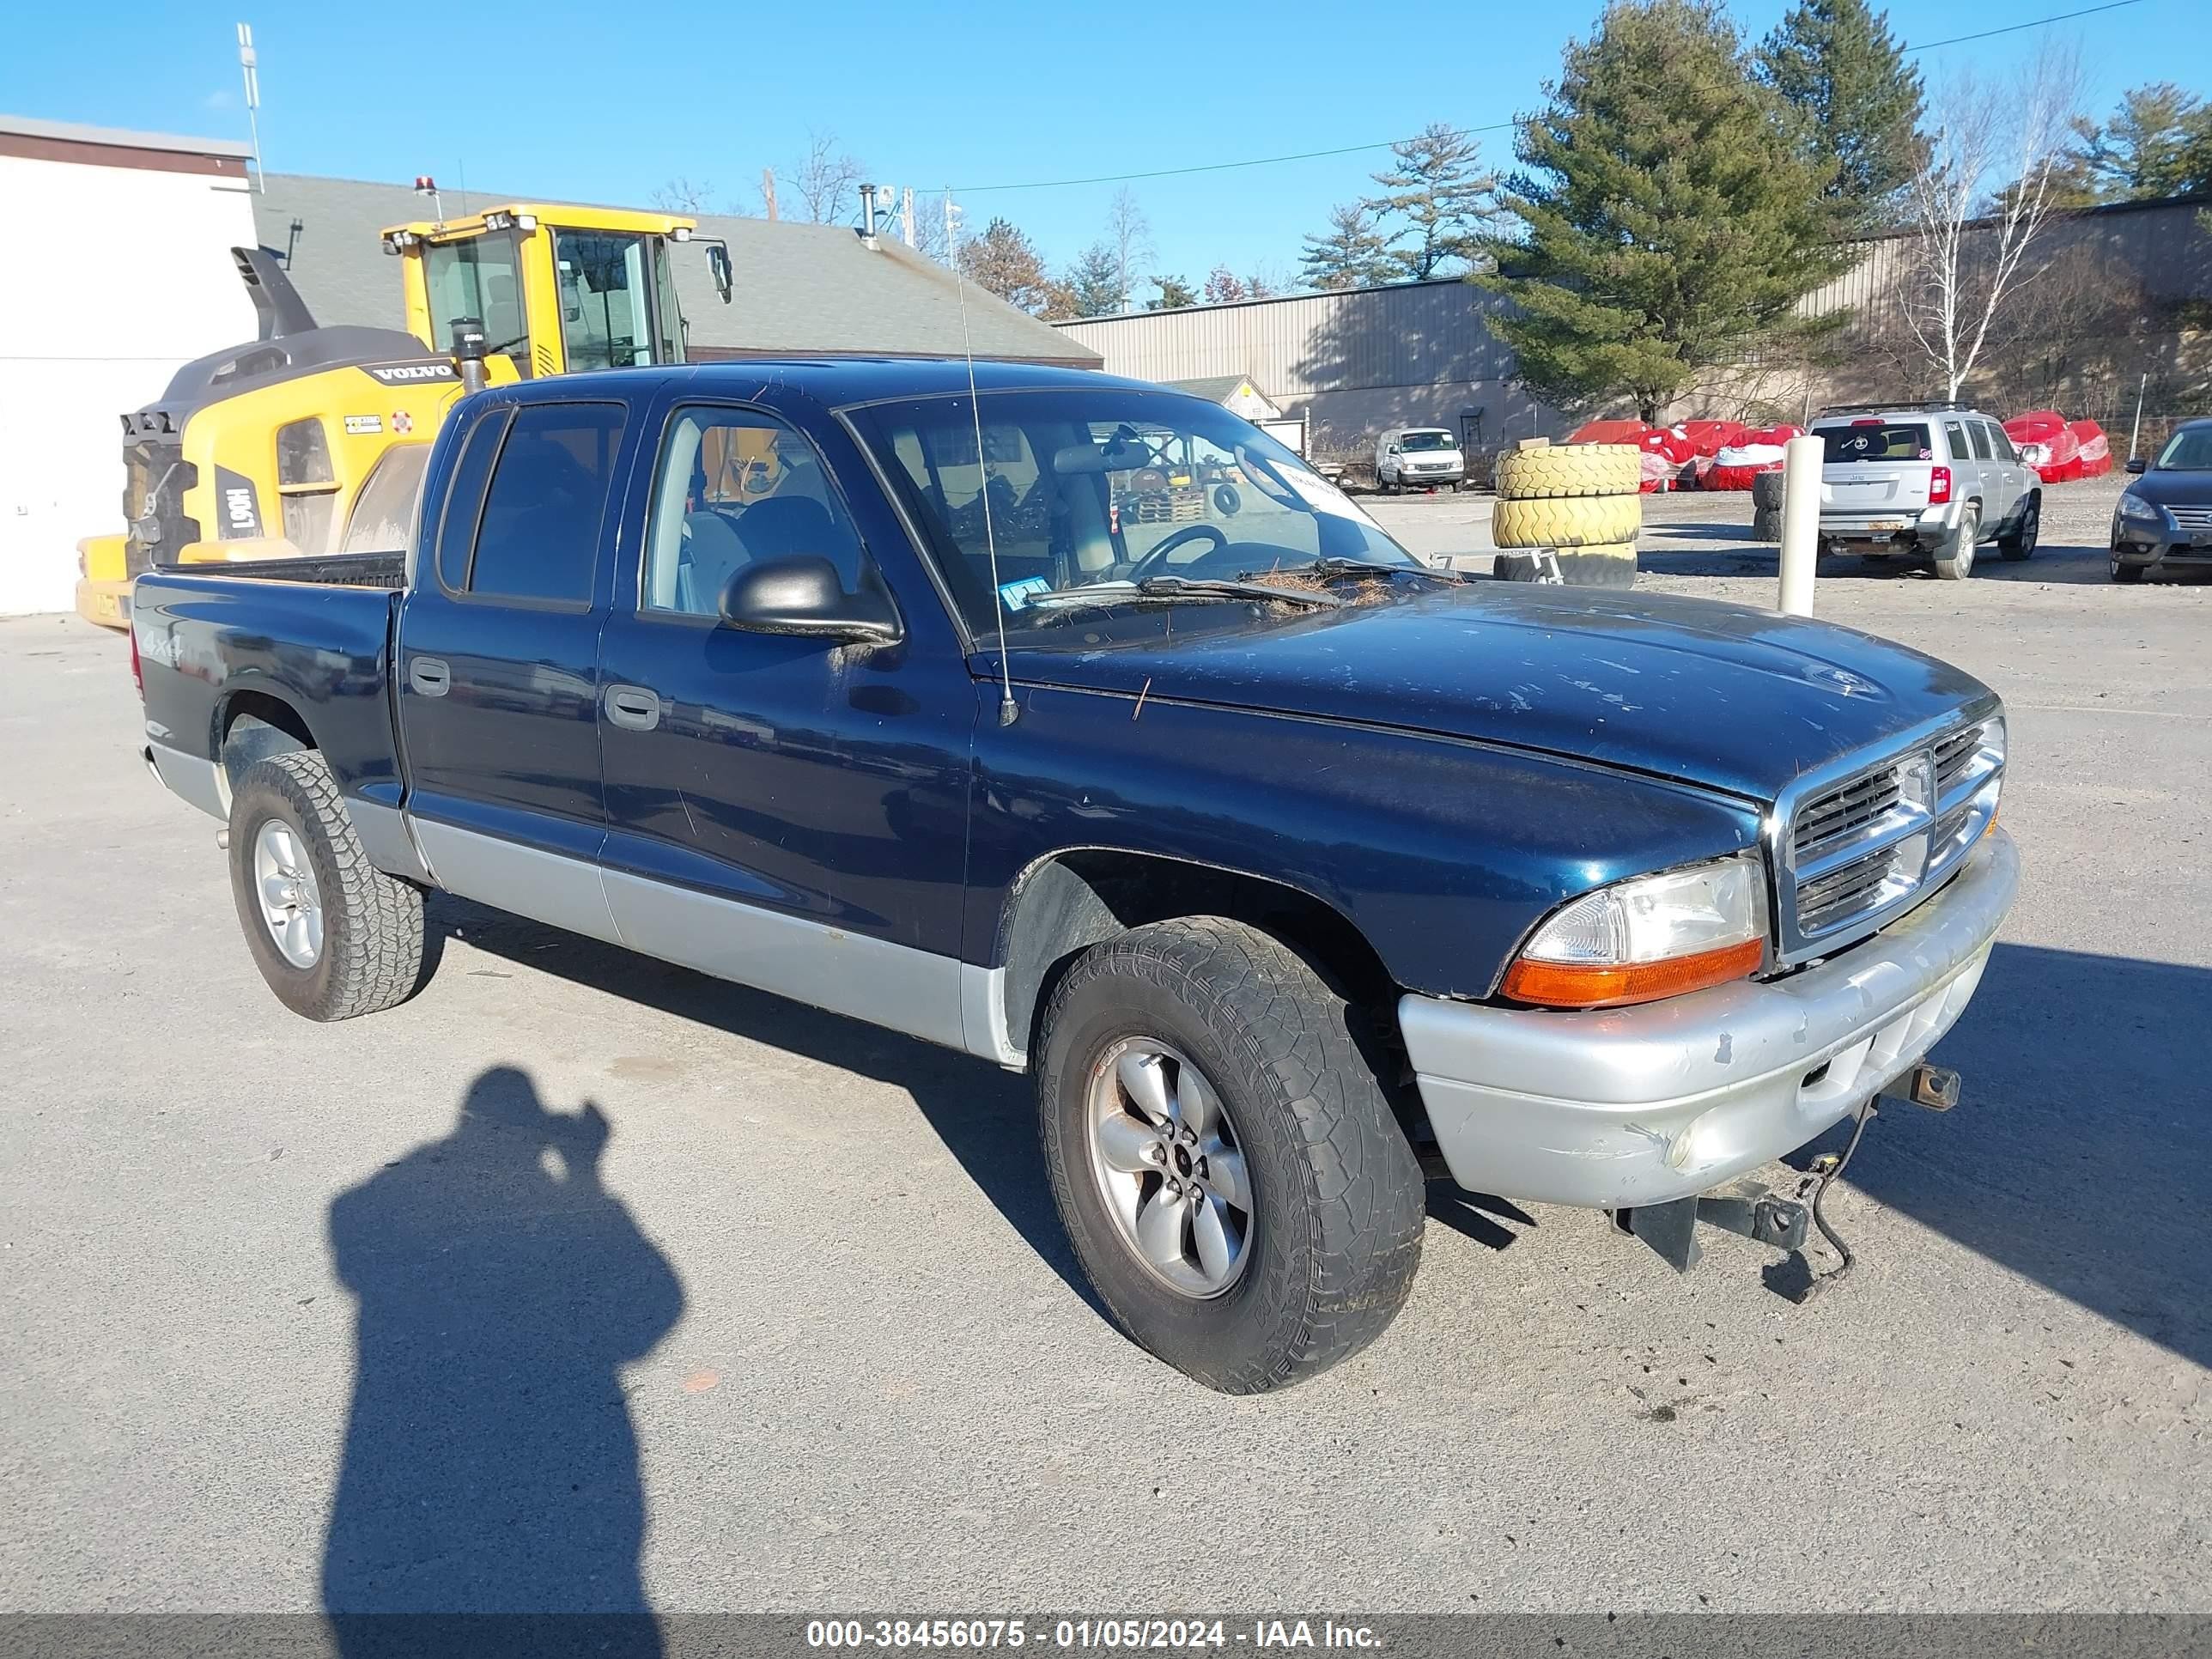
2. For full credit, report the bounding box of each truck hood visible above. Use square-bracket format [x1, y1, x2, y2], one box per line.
[996, 583, 1995, 802]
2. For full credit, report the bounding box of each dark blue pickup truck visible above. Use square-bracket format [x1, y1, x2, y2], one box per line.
[133, 360, 2017, 1393]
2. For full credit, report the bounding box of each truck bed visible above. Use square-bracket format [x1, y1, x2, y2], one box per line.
[132, 561, 407, 811]
[153, 551, 406, 589]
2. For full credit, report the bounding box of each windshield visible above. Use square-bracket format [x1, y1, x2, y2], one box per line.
[1819, 422, 1934, 463]
[849, 388, 1419, 639]
[1396, 431, 1455, 452]
[2154, 428, 2212, 470]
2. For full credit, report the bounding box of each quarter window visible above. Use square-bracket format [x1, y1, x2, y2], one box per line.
[467, 403, 628, 605]
[1943, 421, 1970, 460]
[434, 409, 507, 592]
[641, 405, 869, 616]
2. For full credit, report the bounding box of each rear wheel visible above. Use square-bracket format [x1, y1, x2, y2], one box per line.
[1999, 498, 2039, 560]
[1036, 917, 1424, 1394]
[227, 750, 429, 1021]
[1932, 505, 1980, 580]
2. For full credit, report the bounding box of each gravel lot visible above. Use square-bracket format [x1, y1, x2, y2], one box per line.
[2, 473, 2205, 1620]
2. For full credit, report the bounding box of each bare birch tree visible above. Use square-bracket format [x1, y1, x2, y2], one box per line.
[1899, 46, 2085, 399]
[1105, 188, 1152, 312]
[789, 130, 868, 224]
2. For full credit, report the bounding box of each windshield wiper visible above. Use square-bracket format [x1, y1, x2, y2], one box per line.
[1022, 576, 1341, 617]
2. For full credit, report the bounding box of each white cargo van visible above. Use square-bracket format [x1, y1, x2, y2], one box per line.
[1374, 428, 1465, 492]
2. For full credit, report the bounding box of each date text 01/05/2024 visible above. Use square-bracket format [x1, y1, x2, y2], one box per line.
[805, 1619, 1382, 1649]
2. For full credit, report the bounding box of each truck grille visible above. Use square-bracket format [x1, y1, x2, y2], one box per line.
[1776, 714, 2004, 963]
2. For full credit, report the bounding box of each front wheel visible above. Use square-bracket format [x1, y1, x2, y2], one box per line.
[227, 750, 430, 1021]
[2110, 551, 2146, 583]
[1036, 918, 1424, 1394]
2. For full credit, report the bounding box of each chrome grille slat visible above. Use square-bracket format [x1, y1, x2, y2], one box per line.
[1773, 712, 2003, 963]
[2169, 505, 2212, 531]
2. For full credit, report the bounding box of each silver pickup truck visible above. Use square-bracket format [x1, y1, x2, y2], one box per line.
[1814, 403, 2041, 580]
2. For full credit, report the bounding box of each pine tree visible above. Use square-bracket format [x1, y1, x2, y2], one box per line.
[1298, 204, 1397, 290]
[1480, 0, 1849, 422]
[1363, 121, 1500, 278]
[1064, 243, 1127, 317]
[2069, 82, 2212, 201]
[1146, 274, 1198, 310]
[1758, 0, 1925, 229]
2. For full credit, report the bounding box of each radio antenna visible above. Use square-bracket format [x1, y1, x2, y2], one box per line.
[949, 190, 1018, 728]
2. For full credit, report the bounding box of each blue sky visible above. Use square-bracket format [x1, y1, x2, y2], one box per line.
[3, 0, 2199, 289]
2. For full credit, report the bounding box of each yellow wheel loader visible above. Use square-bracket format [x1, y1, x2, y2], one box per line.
[79, 203, 730, 629]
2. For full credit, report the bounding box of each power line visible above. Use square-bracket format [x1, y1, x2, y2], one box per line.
[1899, 0, 2142, 53]
[945, 0, 2148, 196]
[951, 125, 1517, 194]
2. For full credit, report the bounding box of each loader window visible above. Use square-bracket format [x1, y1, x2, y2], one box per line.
[554, 229, 655, 372]
[424, 231, 531, 379]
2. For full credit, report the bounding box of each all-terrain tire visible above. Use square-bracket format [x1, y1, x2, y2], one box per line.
[227, 750, 429, 1022]
[1751, 504, 1785, 543]
[1036, 917, 1424, 1394]
[1751, 470, 1789, 514]
[1491, 493, 1643, 549]
[1931, 504, 1980, 580]
[1492, 444, 1641, 501]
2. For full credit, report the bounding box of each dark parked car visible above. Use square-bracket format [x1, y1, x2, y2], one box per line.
[130, 360, 2016, 1394]
[2112, 419, 2212, 581]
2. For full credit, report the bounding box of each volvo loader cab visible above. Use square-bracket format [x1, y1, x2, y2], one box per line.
[83, 204, 727, 628]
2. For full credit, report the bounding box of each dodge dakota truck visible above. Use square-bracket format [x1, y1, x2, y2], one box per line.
[131, 360, 2017, 1394]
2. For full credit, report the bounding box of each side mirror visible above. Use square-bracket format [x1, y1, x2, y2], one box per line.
[2126, 457, 2148, 474]
[706, 242, 733, 305]
[1386, 444, 1401, 456]
[720, 556, 899, 643]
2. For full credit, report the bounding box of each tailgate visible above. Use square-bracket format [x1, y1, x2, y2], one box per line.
[1821, 463, 1930, 514]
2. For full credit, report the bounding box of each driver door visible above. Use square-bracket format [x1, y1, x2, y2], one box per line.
[593, 394, 977, 1045]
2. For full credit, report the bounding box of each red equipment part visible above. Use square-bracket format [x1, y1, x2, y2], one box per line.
[2068, 420, 2111, 478]
[2003, 410, 2083, 483]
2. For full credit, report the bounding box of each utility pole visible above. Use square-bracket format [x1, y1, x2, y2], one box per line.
[901, 187, 915, 248]
[236, 22, 263, 191]
[761, 167, 777, 222]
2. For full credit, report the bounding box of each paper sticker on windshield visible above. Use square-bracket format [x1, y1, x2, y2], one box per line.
[1279, 461, 1384, 528]
[997, 576, 1053, 612]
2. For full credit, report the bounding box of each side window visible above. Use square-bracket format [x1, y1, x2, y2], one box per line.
[434, 409, 507, 592]
[1967, 421, 1994, 461]
[467, 402, 629, 605]
[641, 405, 870, 617]
[1985, 422, 2016, 463]
[1943, 421, 1970, 461]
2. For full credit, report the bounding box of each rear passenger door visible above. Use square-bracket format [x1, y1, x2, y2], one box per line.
[395, 397, 632, 939]
[1961, 418, 2000, 532]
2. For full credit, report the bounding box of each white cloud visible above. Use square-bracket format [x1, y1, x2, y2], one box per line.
[202, 89, 234, 111]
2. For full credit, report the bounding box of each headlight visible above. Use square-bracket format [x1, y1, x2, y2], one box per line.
[1503, 852, 1768, 1009]
[2117, 492, 2166, 525]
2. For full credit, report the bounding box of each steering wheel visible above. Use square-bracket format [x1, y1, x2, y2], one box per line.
[1127, 524, 1229, 583]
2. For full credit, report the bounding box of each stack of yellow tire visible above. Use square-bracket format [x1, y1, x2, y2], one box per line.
[1490, 443, 1643, 587]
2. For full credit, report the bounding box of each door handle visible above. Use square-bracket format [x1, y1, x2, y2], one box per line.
[409, 656, 451, 697]
[604, 684, 661, 732]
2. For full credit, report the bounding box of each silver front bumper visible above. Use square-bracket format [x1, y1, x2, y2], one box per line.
[1400, 828, 2017, 1208]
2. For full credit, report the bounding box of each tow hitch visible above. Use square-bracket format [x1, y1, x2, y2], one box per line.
[1615, 1063, 1966, 1285]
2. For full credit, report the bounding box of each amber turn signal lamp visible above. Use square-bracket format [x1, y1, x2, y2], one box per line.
[1501, 937, 1766, 1010]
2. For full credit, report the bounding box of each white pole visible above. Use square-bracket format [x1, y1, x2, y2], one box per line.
[2128, 370, 2148, 463]
[1778, 434, 1823, 617]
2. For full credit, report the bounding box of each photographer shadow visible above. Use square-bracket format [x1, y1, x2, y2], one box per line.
[321, 1066, 681, 1657]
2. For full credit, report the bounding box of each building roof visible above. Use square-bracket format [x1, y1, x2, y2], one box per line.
[252, 173, 1099, 367]
[1167, 374, 1263, 402]
[0, 112, 252, 158]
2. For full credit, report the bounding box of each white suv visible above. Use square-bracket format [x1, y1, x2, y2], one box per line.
[1812, 404, 2041, 580]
